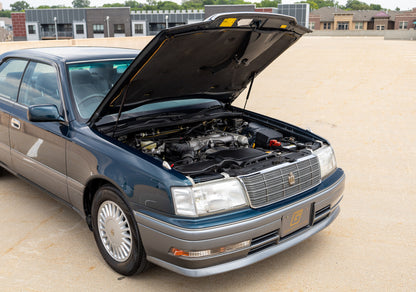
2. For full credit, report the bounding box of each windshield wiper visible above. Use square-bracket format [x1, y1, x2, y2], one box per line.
[135, 112, 186, 122]
[194, 104, 224, 115]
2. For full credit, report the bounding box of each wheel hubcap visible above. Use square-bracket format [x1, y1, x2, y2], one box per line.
[98, 200, 132, 262]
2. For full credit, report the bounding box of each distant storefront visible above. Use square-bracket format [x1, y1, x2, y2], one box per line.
[309, 7, 416, 31]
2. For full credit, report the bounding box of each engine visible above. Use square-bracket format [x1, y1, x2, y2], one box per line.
[117, 117, 320, 179]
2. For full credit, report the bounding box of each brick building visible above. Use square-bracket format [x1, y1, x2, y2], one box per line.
[394, 8, 416, 29]
[309, 7, 411, 31]
[11, 12, 26, 41]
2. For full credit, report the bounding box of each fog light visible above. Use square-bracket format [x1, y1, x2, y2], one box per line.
[169, 240, 251, 258]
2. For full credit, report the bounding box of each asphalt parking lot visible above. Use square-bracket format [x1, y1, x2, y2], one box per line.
[1, 36, 415, 291]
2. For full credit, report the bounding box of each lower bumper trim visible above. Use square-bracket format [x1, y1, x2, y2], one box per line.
[146, 206, 340, 277]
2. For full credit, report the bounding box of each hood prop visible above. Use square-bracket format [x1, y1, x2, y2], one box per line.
[112, 85, 129, 138]
[243, 72, 256, 110]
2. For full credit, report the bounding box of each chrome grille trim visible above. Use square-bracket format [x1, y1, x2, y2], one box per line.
[239, 155, 321, 208]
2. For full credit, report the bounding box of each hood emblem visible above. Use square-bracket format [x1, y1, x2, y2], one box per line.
[288, 172, 296, 186]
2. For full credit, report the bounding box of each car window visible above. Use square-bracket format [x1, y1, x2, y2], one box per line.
[68, 60, 132, 119]
[0, 59, 28, 101]
[18, 62, 62, 110]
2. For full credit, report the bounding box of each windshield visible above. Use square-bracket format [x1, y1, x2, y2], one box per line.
[68, 60, 133, 119]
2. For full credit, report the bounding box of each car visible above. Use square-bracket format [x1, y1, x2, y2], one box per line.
[0, 12, 344, 277]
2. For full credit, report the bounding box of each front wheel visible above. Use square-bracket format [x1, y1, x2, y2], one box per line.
[91, 185, 148, 275]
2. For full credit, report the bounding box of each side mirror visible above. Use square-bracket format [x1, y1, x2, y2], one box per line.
[27, 105, 65, 122]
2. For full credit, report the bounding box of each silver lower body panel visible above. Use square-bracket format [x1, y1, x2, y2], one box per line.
[134, 171, 345, 277]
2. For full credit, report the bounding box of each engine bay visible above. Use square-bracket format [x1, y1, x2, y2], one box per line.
[114, 111, 323, 181]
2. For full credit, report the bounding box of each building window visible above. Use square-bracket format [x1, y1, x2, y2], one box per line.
[376, 25, 385, 30]
[93, 24, 104, 34]
[150, 23, 168, 32]
[399, 21, 408, 29]
[337, 22, 349, 30]
[134, 23, 143, 34]
[28, 25, 36, 34]
[309, 22, 315, 30]
[323, 23, 331, 30]
[355, 22, 363, 30]
[76, 24, 84, 34]
[114, 24, 125, 34]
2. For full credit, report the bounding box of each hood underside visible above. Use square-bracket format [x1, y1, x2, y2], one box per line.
[90, 12, 310, 125]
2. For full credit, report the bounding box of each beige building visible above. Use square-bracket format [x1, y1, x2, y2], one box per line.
[310, 7, 401, 31]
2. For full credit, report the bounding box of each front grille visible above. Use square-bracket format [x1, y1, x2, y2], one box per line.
[240, 155, 321, 208]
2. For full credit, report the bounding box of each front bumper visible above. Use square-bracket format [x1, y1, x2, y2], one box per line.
[134, 169, 345, 277]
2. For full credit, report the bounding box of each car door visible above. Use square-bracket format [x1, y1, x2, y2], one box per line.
[0, 58, 29, 169]
[9, 60, 69, 202]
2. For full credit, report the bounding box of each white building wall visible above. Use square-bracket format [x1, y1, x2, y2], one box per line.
[73, 21, 87, 39]
[26, 22, 39, 41]
[131, 21, 147, 36]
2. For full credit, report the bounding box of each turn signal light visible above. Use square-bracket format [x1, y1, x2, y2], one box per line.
[169, 240, 251, 258]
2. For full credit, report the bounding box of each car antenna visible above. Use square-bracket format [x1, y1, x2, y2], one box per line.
[244, 72, 256, 110]
[112, 85, 129, 138]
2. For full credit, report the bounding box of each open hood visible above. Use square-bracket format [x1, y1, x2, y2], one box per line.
[89, 12, 310, 125]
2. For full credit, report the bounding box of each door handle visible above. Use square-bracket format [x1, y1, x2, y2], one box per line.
[11, 118, 21, 130]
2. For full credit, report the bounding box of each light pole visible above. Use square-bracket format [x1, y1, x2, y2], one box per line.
[165, 15, 168, 29]
[54, 17, 58, 40]
[106, 16, 110, 37]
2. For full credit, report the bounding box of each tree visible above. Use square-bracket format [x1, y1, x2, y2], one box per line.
[72, 0, 90, 8]
[0, 10, 11, 17]
[311, 0, 335, 8]
[256, 0, 281, 8]
[300, 1, 319, 10]
[369, 4, 382, 10]
[203, 0, 216, 5]
[37, 5, 71, 9]
[340, 1, 384, 10]
[395, 7, 400, 11]
[182, 0, 204, 10]
[125, 1, 142, 9]
[343, 0, 369, 10]
[103, 3, 125, 7]
[10, 1, 31, 11]
[157, 1, 181, 10]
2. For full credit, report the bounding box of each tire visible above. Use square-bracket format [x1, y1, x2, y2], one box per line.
[91, 184, 148, 276]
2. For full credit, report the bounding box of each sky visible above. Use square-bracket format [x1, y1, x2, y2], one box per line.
[1, 0, 415, 11]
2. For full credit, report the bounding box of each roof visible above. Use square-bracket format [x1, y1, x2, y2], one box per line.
[373, 11, 390, 18]
[1, 47, 140, 63]
[385, 10, 400, 21]
[310, 7, 345, 22]
[352, 10, 380, 21]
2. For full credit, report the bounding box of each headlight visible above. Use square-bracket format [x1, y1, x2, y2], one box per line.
[315, 145, 337, 179]
[171, 178, 248, 217]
